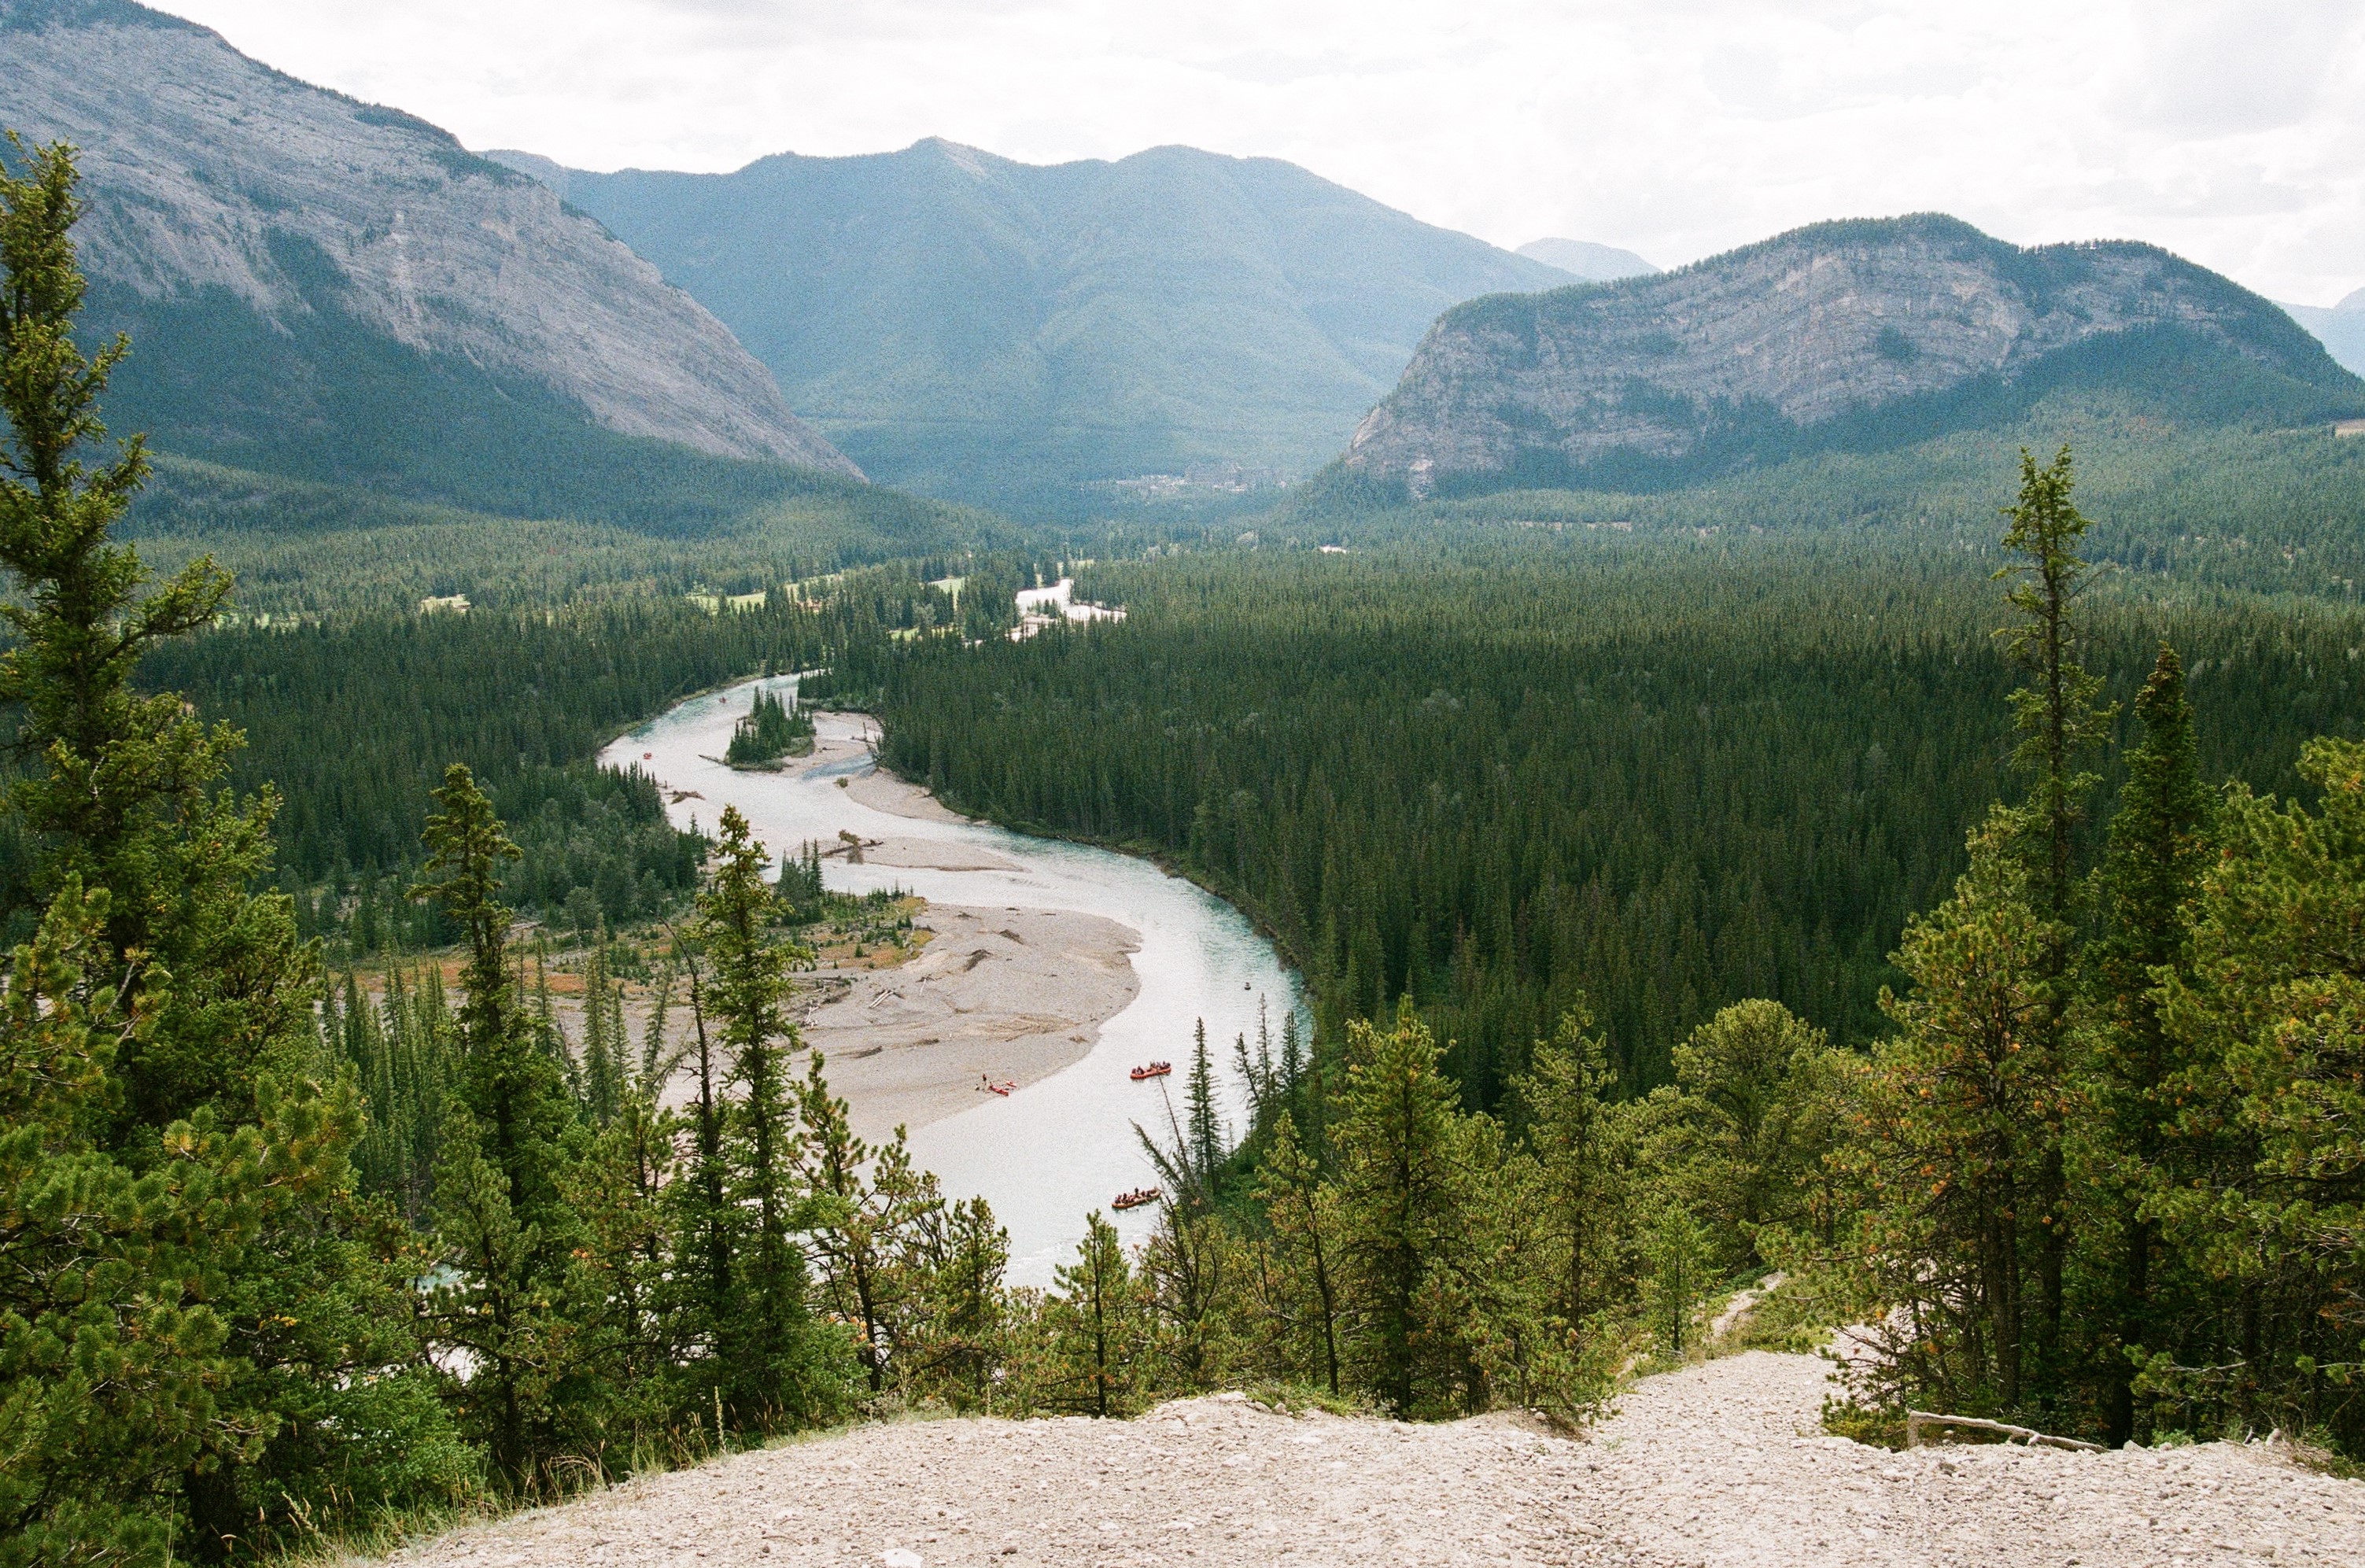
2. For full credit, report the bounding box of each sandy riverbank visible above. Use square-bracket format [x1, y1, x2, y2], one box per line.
[785, 714, 1146, 1134]
[794, 904, 1141, 1141]
[815, 714, 970, 825]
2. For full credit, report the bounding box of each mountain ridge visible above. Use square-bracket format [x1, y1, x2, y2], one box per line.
[492, 139, 1571, 509]
[2278, 289, 2365, 378]
[1516, 236, 1658, 280]
[0, 0, 862, 514]
[1341, 212, 2363, 496]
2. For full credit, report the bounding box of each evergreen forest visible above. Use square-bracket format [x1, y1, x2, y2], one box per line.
[6, 131, 2365, 1568]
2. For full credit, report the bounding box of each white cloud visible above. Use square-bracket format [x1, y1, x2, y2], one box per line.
[154, 0, 2365, 304]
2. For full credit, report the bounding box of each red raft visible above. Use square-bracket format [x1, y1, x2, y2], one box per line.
[1128, 1061, 1172, 1081]
[1111, 1186, 1163, 1211]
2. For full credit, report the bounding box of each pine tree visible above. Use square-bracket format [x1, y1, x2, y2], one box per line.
[1331, 1014, 1474, 1414]
[1994, 447, 2116, 1392]
[798, 1052, 938, 1395]
[699, 806, 830, 1428]
[1858, 817, 2055, 1415]
[1641, 1203, 1715, 1359]
[1251, 1110, 1343, 1393]
[1642, 1000, 1832, 1271]
[906, 1195, 1009, 1410]
[1185, 1018, 1223, 1191]
[0, 884, 265, 1566]
[0, 135, 429, 1555]
[2149, 738, 2365, 1449]
[1046, 1212, 1146, 1417]
[1511, 1007, 1632, 1369]
[563, 1047, 680, 1448]
[1138, 1197, 1239, 1393]
[2079, 645, 2215, 1443]
[413, 764, 592, 1490]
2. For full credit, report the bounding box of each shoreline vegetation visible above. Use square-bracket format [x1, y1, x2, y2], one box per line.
[6, 135, 2365, 1568]
[723, 686, 817, 769]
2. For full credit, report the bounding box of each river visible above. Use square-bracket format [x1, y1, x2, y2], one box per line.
[601, 676, 1303, 1284]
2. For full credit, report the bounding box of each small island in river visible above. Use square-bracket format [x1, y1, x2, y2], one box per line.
[721, 685, 814, 769]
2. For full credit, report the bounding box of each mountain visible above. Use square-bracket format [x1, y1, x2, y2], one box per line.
[1515, 238, 1658, 281]
[2280, 288, 2365, 378]
[1340, 214, 2365, 496]
[488, 140, 1570, 510]
[0, 0, 861, 524]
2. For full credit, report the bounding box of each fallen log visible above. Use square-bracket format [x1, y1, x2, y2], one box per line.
[1905, 1410, 2106, 1452]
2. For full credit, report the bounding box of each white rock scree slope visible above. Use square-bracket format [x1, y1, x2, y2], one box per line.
[603, 677, 1301, 1286]
[381, 1347, 2365, 1567]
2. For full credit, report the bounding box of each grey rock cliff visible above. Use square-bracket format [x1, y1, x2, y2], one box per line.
[0, 0, 859, 476]
[1347, 214, 2355, 490]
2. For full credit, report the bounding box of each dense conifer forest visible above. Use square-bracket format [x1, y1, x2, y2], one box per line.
[119, 452, 1026, 616]
[0, 557, 1021, 955]
[7, 135, 2365, 1568]
[1292, 389, 2365, 600]
[879, 539, 2365, 1092]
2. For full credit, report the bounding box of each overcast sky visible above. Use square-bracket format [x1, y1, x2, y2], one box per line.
[163, 0, 2364, 305]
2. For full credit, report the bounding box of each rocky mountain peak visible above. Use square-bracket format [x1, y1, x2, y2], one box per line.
[1345, 213, 2359, 494]
[0, 0, 859, 478]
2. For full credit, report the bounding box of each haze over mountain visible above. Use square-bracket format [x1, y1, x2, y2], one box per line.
[488, 140, 1570, 510]
[0, 0, 860, 523]
[2279, 289, 2365, 379]
[1342, 214, 2365, 498]
[1515, 238, 1658, 282]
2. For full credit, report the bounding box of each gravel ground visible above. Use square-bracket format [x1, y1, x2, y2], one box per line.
[377, 1352, 2364, 1568]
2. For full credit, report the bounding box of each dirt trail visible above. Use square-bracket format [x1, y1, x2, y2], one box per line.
[377, 1354, 2364, 1568]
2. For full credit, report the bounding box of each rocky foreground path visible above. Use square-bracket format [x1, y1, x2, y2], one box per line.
[381, 1352, 2364, 1568]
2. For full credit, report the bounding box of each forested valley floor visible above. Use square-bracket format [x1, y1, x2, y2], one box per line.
[5, 135, 2365, 1568]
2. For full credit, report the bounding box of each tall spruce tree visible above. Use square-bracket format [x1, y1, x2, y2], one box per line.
[580, 931, 625, 1126]
[1331, 1014, 1474, 1414]
[1185, 1018, 1223, 1190]
[1993, 447, 2116, 1394]
[0, 136, 448, 1560]
[0, 135, 318, 1135]
[1251, 1110, 1344, 1393]
[2080, 646, 2215, 1443]
[698, 806, 830, 1427]
[1511, 1007, 1631, 1371]
[413, 764, 593, 1491]
[666, 923, 738, 1424]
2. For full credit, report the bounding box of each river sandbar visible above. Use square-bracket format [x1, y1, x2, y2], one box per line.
[850, 837, 1024, 873]
[794, 904, 1141, 1141]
